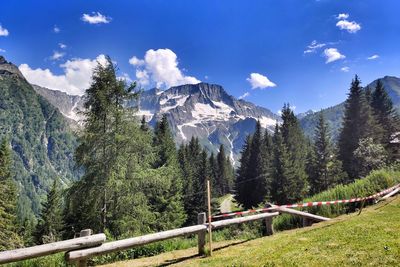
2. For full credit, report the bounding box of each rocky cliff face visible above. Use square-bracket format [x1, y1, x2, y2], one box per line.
[134, 83, 280, 165]
[32, 85, 84, 122]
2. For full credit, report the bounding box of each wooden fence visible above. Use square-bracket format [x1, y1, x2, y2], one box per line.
[1, 185, 397, 267]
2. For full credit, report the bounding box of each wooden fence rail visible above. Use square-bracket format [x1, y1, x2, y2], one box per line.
[66, 211, 279, 264]
[0, 232, 106, 264]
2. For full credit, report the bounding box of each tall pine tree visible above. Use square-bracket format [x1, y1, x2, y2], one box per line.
[307, 112, 346, 194]
[35, 178, 63, 244]
[371, 80, 399, 159]
[338, 75, 379, 180]
[0, 138, 22, 250]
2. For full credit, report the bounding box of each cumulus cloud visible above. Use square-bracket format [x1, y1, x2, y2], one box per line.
[336, 15, 361, 33]
[246, 73, 277, 89]
[304, 40, 326, 54]
[0, 48, 5, 53]
[128, 56, 144, 66]
[50, 51, 65, 61]
[129, 48, 200, 88]
[238, 92, 250, 99]
[82, 12, 111, 24]
[324, 48, 345, 63]
[337, 13, 349, 20]
[53, 25, 60, 33]
[0, 25, 9, 36]
[341, 66, 350, 72]
[367, 54, 379, 60]
[59, 43, 67, 49]
[19, 55, 107, 96]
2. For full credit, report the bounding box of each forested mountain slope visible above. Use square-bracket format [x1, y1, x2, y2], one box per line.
[0, 56, 79, 223]
[300, 76, 400, 140]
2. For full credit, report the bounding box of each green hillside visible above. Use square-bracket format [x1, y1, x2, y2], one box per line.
[300, 76, 400, 141]
[106, 195, 400, 267]
[0, 58, 79, 223]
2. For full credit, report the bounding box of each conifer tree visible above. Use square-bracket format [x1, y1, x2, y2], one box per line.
[64, 57, 185, 237]
[154, 114, 178, 167]
[276, 104, 308, 201]
[234, 135, 252, 208]
[270, 124, 292, 204]
[35, 179, 63, 244]
[371, 80, 399, 157]
[307, 113, 346, 194]
[0, 139, 22, 250]
[338, 75, 380, 180]
[234, 122, 267, 209]
[216, 145, 233, 196]
[261, 129, 273, 199]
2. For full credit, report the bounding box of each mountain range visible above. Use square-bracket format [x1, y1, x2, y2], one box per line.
[1, 54, 400, 221]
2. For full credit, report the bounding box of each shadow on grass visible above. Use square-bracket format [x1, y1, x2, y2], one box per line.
[159, 239, 251, 266]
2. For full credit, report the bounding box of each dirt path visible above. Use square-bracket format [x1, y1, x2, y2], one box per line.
[220, 194, 233, 213]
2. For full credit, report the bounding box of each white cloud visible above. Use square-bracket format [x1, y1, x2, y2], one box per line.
[246, 73, 276, 89]
[0, 25, 9, 36]
[0, 48, 5, 53]
[304, 40, 326, 54]
[19, 55, 107, 96]
[117, 73, 133, 83]
[59, 43, 67, 49]
[128, 56, 144, 66]
[53, 25, 60, 33]
[367, 54, 379, 60]
[341, 66, 350, 72]
[81, 12, 111, 24]
[129, 48, 200, 88]
[50, 51, 65, 61]
[324, 48, 345, 63]
[238, 92, 250, 99]
[337, 13, 349, 20]
[336, 20, 361, 33]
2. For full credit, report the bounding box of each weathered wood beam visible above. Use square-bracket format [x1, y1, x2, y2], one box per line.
[0, 233, 106, 264]
[66, 224, 207, 261]
[210, 212, 279, 229]
[272, 206, 330, 222]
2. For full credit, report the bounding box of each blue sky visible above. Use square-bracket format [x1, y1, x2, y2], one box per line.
[1, 0, 399, 114]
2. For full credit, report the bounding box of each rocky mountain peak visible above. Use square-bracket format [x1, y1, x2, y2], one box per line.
[0, 56, 25, 80]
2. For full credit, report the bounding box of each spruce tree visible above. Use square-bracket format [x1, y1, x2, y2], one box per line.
[277, 104, 308, 201]
[153, 114, 178, 167]
[235, 121, 267, 209]
[216, 145, 230, 196]
[261, 129, 273, 199]
[0, 139, 22, 250]
[234, 135, 252, 208]
[338, 75, 380, 180]
[35, 179, 63, 244]
[270, 124, 292, 204]
[371, 80, 399, 158]
[307, 112, 346, 194]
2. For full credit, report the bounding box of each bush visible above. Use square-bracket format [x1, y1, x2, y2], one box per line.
[273, 167, 400, 231]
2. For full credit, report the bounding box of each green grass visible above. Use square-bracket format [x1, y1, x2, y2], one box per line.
[106, 195, 400, 267]
[273, 167, 400, 231]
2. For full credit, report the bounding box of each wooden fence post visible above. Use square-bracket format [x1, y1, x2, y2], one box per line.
[264, 216, 274, 236]
[77, 229, 92, 267]
[197, 213, 206, 255]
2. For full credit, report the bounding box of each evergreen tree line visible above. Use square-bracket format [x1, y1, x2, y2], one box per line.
[235, 75, 399, 209]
